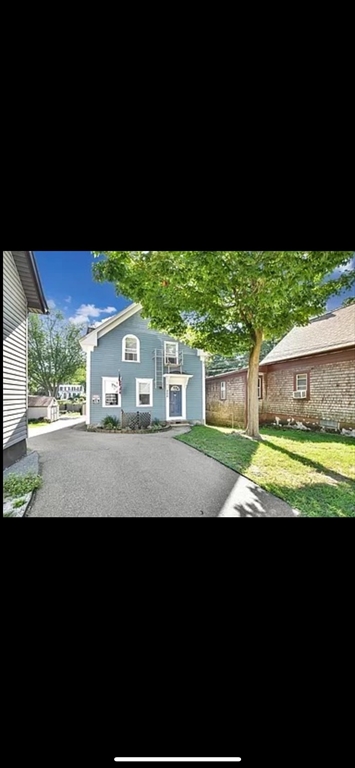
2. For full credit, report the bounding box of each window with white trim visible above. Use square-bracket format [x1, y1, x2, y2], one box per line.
[221, 381, 226, 400]
[296, 374, 308, 392]
[136, 378, 153, 407]
[102, 377, 121, 407]
[165, 341, 179, 365]
[258, 376, 263, 400]
[122, 335, 140, 362]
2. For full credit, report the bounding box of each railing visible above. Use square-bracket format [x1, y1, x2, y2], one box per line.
[153, 349, 184, 388]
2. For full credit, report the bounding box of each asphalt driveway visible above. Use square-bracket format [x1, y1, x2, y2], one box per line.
[26, 425, 297, 517]
[26, 426, 240, 517]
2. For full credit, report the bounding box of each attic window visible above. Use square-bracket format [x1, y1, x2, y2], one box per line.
[123, 335, 140, 362]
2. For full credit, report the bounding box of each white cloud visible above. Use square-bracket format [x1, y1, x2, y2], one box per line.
[47, 299, 56, 309]
[69, 304, 117, 326]
[64, 296, 72, 303]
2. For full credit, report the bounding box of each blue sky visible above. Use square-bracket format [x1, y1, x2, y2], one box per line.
[34, 251, 131, 326]
[34, 251, 355, 325]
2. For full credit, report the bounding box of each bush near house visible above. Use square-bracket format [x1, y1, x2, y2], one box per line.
[87, 417, 169, 434]
[102, 416, 121, 430]
[176, 426, 355, 518]
[3, 473, 43, 498]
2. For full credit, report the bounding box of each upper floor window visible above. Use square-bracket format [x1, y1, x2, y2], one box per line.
[122, 335, 140, 363]
[165, 341, 179, 365]
[221, 381, 226, 400]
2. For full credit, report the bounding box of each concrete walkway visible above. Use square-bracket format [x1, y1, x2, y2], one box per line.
[27, 415, 86, 438]
[218, 473, 300, 517]
[27, 426, 298, 517]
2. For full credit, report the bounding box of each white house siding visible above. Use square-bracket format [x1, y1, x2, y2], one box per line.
[3, 251, 28, 455]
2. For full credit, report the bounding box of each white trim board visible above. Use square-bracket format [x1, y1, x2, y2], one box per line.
[201, 356, 206, 423]
[80, 303, 142, 350]
[86, 349, 91, 425]
[164, 374, 193, 421]
[114, 761, 242, 763]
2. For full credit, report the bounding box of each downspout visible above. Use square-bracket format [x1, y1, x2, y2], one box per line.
[202, 357, 206, 424]
[86, 349, 91, 425]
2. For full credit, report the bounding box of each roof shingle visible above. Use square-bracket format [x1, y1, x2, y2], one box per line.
[28, 396, 56, 407]
[261, 304, 355, 365]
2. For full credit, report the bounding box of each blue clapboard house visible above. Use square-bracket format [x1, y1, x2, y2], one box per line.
[80, 303, 207, 427]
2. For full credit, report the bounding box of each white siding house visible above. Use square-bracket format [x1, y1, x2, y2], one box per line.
[3, 251, 48, 469]
[58, 384, 85, 399]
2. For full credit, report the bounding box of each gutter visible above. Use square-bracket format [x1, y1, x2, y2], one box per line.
[28, 251, 49, 314]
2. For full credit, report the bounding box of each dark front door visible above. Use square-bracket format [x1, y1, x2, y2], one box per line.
[169, 385, 182, 418]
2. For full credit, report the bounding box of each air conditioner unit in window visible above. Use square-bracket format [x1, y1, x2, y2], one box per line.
[165, 357, 179, 366]
[293, 390, 307, 399]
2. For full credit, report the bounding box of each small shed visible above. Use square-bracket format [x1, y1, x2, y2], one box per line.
[28, 396, 59, 423]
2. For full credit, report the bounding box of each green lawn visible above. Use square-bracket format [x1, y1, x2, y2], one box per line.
[176, 426, 355, 518]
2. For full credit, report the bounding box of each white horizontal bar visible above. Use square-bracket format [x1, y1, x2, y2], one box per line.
[114, 760, 241, 763]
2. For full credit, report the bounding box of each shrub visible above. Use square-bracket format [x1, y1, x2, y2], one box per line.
[102, 416, 121, 429]
[3, 473, 43, 499]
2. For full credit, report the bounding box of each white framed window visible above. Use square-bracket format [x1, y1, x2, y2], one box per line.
[221, 381, 226, 400]
[296, 373, 308, 392]
[122, 334, 140, 362]
[102, 377, 121, 407]
[136, 378, 153, 407]
[165, 341, 179, 365]
[258, 376, 263, 400]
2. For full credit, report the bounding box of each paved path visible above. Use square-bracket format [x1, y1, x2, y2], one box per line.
[27, 426, 298, 517]
[27, 416, 86, 438]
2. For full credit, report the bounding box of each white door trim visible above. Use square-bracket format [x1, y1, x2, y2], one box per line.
[86, 348, 91, 425]
[164, 374, 193, 421]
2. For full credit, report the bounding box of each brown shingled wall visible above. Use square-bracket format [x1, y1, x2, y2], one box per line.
[206, 349, 355, 431]
[206, 372, 247, 428]
[261, 358, 355, 428]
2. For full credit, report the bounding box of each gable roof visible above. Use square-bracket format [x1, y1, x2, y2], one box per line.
[28, 396, 56, 407]
[11, 251, 49, 314]
[80, 303, 142, 349]
[206, 367, 248, 381]
[260, 304, 355, 366]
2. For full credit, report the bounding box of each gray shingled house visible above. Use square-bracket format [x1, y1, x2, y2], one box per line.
[206, 304, 355, 432]
[3, 251, 48, 469]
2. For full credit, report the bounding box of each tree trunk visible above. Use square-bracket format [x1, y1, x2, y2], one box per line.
[246, 329, 263, 439]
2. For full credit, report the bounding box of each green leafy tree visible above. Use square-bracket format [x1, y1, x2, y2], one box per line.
[206, 340, 278, 377]
[92, 251, 354, 438]
[28, 311, 85, 398]
[342, 296, 355, 307]
[71, 365, 86, 388]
